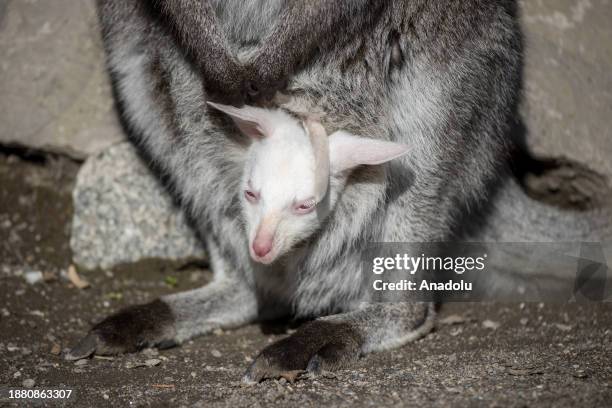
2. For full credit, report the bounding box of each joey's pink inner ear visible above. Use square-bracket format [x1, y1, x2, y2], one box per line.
[329, 130, 410, 174]
[207, 102, 271, 139]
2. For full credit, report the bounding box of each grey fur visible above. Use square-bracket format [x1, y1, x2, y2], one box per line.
[69, 0, 610, 381]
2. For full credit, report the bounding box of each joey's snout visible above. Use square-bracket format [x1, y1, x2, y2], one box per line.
[252, 234, 272, 258]
[250, 216, 280, 264]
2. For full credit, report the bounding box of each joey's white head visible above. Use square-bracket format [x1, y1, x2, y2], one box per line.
[208, 102, 410, 264]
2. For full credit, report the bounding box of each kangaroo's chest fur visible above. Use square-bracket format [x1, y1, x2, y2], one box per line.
[211, 0, 284, 47]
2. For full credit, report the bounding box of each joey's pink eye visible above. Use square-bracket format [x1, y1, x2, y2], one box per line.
[294, 199, 316, 214]
[244, 190, 259, 203]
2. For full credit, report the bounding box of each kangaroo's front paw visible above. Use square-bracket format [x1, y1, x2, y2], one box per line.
[202, 58, 249, 106]
[65, 299, 176, 360]
[244, 60, 290, 104]
[243, 320, 363, 383]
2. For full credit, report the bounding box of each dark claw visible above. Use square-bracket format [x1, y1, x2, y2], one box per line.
[243, 359, 304, 385]
[64, 332, 99, 361]
[306, 354, 323, 376]
[157, 339, 178, 350]
[246, 81, 260, 97]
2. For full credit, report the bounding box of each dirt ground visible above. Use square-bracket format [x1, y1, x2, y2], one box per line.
[1, 152, 612, 408]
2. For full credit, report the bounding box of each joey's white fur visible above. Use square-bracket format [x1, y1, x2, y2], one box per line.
[208, 102, 410, 264]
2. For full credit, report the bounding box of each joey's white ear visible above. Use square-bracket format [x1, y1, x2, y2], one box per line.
[328, 130, 410, 174]
[207, 102, 273, 139]
[303, 118, 330, 201]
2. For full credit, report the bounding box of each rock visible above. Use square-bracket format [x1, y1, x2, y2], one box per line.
[211, 350, 222, 358]
[22, 378, 35, 388]
[70, 143, 206, 270]
[0, 0, 124, 159]
[520, 0, 612, 183]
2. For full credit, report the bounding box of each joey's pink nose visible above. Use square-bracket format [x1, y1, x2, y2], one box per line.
[252, 239, 272, 258]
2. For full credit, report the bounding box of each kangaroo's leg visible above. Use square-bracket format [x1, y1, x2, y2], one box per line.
[243, 302, 435, 383]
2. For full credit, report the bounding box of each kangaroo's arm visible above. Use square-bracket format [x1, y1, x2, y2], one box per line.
[65, 279, 258, 359]
[246, 0, 378, 101]
[151, 0, 246, 104]
[66, 236, 259, 359]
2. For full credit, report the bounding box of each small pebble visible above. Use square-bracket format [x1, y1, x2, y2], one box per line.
[145, 358, 161, 367]
[75, 359, 88, 366]
[22, 379, 35, 388]
[24, 271, 43, 285]
[574, 370, 588, 379]
[211, 349, 222, 358]
[142, 348, 159, 357]
[482, 320, 500, 330]
[450, 327, 463, 336]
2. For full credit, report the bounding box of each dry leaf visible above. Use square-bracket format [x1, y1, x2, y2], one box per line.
[151, 384, 175, 389]
[439, 315, 467, 325]
[279, 370, 303, 383]
[42, 271, 58, 282]
[67, 265, 90, 289]
[50, 343, 61, 355]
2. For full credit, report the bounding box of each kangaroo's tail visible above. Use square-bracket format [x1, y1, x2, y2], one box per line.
[468, 159, 612, 243]
[460, 161, 612, 301]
